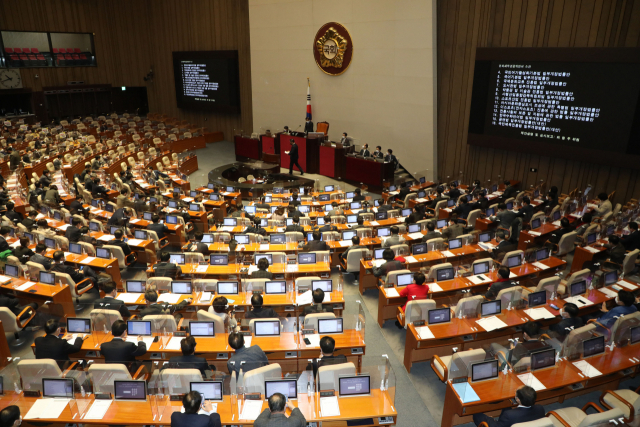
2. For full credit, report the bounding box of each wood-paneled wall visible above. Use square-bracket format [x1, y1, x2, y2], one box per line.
[0, 0, 252, 140]
[437, 0, 640, 203]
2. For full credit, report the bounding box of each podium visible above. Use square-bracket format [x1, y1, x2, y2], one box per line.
[344, 156, 394, 190]
[234, 135, 261, 161]
[319, 143, 346, 178]
[260, 134, 277, 154]
[279, 133, 322, 174]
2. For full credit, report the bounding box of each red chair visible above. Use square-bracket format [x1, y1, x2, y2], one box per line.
[79, 54, 87, 60]
[31, 48, 39, 53]
[52, 48, 59, 53]
[23, 48, 30, 53]
[4, 48, 13, 54]
[14, 48, 22, 54]
[67, 48, 74, 54]
[74, 48, 81, 53]
[10, 55, 19, 61]
[19, 54, 28, 60]
[65, 54, 73, 60]
[37, 54, 45, 60]
[72, 54, 80, 60]
[59, 48, 66, 53]
[28, 55, 36, 61]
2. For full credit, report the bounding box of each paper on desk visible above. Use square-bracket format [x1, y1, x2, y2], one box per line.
[220, 226, 235, 232]
[339, 240, 352, 247]
[599, 287, 618, 298]
[180, 404, 217, 414]
[25, 398, 71, 419]
[57, 224, 71, 231]
[164, 337, 183, 350]
[524, 307, 556, 320]
[467, 275, 492, 285]
[0, 275, 11, 284]
[196, 265, 209, 273]
[385, 288, 400, 298]
[125, 336, 155, 347]
[617, 280, 639, 290]
[129, 218, 141, 224]
[552, 221, 561, 226]
[80, 256, 98, 265]
[509, 272, 517, 278]
[429, 283, 443, 292]
[517, 373, 546, 391]
[573, 360, 602, 377]
[478, 242, 495, 251]
[415, 325, 435, 340]
[584, 246, 601, 253]
[9, 240, 21, 248]
[320, 396, 341, 417]
[126, 238, 144, 246]
[587, 203, 599, 209]
[296, 290, 313, 306]
[408, 232, 424, 240]
[451, 383, 480, 404]
[83, 399, 113, 419]
[157, 293, 181, 303]
[260, 243, 270, 251]
[200, 291, 212, 302]
[532, 262, 550, 270]
[244, 336, 252, 347]
[247, 265, 259, 275]
[564, 296, 594, 308]
[405, 256, 418, 263]
[98, 235, 115, 241]
[476, 316, 508, 332]
[371, 259, 385, 268]
[182, 197, 194, 203]
[116, 292, 142, 303]
[239, 399, 263, 420]
[323, 293, 331, 302]
[15, 281, 36, 291]
[528, 231, 541, 236]
[369, 221, 380, 226]
[305, 334, 320, 347]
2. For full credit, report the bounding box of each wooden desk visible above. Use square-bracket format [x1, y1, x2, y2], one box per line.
[0, 278, 75, 318]
[234, 135, 262, 161]
[40, 249, 123, 288]
[344, 156, 394, 190]
[517, 223, 560, 251]
[145, 262, 332, 278]
[570, 241, 609, 273]
[319, 144, 346, 178]
[89, 232, 155, 264]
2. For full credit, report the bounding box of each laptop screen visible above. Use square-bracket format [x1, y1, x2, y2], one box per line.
[412, 243, 427, 255]
[223, 218, 237, 227]
[126, 280, 145, 293]
[69, 242, 82, 254]
[312, 280, 332, 292]
[171, 281, 192, 294]
[583, 336, 605, 358]
[317, 217, 326, 225]
[530, 218, 541, 229]
[270, 234, 286, 244]
[338, 376, 370, 397]
[110, 226, 121, 235]
[67, 318, 91, 333]
[528, 291, 546, 308]
[286, 218, 294, 226]
[168, 200, 178, 208]
[630, 326, 640, 344]
[604, 270, 618, 286]
[265, 380, 298, 400]
[166, 215, 178, 225]
[473, 262, 490, 275]
[96, 247, 110, 259]
[298, 253, 316, 264]
[428, 308, 451, 325]
[265, 281, 286, 294]
[39, 271, 55, 285]
[347, 215, 358, 224]
[401, 208, 411, 217]
[189, 321, 215, 337]
[396, 273, 413, 287]
[374, 248, 385, 259]
[531, 348, 556, 370]
[507, 254, 522, 268]
[114, 381, 147, 401]
[485, 207, 495, 217]
[436, 219, 447, 229]
[342, 230, 355, 241]
[209, 254, 228, 265]
[127, 320, 151, 336]
[448, 238, 462, 250]
[586, 233, 597, 245]
[408, 224, 420, 233]
[134, 230, 148, 240]
[190, 381, 223, 401]
[436, 268, 454, 282]
[318, 318, 343, 334]
[479, 232, 491, 243]
[324, 185, 334, 192]
[471, 360, 499, 383]
[351, 202, 362, 210]
[170, 254, 185, 265]
[377, 227, 390, 237]
[570, 280, 587, 296]
[4, 264, 19, 278]
[143, 212, 153, 221]
[376, 211, 388, 220]
[42, 378, 74, 398]
[217, 281, 238, 294]
[536, 248, 549, 261]
[254, 320, 280, 336]
[481, 300, 501, 317]
[255, 254, 273, 265]
[44, 237, 56, 249]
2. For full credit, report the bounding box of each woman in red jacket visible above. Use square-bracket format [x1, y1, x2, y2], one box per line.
[396, 272, 430, 328]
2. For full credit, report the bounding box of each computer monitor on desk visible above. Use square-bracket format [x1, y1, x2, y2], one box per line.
[254, 320, 280, 336]
[586, 233, 597, 245]
[374, 248, 385, 259]
[189, 321, 215, 337]
[338, 375, 371, 397]
[583, 336, 605, 358]
[298, 253, 316, 264]
[170, 253, 185, 265]
[470, 360, 499, 383]
[342, 230, 356, 241]
[473, 261, 490, 275]
[570, 280, 587, 297]
[485, 207, 495, 217]
[39, 271, 55, 285]
[412, 243, 427, 255]
[376, 211, 388, 221]
[318, 318, 343, 334]
[265, 281, 286, 294]
[448, 238, 462, 250]
[408, 223, 420, 233]
[265, 379, 298, 400]
[436, 267, 454, 282]
[4, 264, 19, 278]
[67, 318, 91, 334]
[127, 320, 151, 336]
[270, 234, 286, 244]
[42, 378, 74, 398]
[312, 280, 332, 292]
[396, 273, 413, 287]
[530, 218, 541, 230]
[428, 308, 451, 325]
[531, 348, 556, 371]
[436, 219, 447, 229]
[377, 227, 390, 238]
[217, 281, 238, 295]
[481, 300, 501, 317]
[114, 380, 147, 401]
[507, 254, 522, 268]
[528, 291, 546, 308]
[630, 326, 640, 345]
[209, 254, 228, 266]
[190, 381, 223, 401]
[536, 248, 550, 262]
[603, 270, 618, 286]
[171, 281, 192, 294]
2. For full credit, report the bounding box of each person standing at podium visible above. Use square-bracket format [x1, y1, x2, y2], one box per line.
[304, 117, 314, 134]
[359, 144, 370, 157]
[285, 139, 303, 175]
[340, 132, 350, 146]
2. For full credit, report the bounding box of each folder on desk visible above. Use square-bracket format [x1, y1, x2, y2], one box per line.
[532, 262, 550, 270]
[405, 256, 418, 263]
[517, 372, 546, 391]
[415, 325, 435, 340]
[452, 382, 480, 403]
[116, 293, 142, 303]
[467, 275, 492, 285]
[476, 316, 508, 332]
[598, 288, 618, 298]
[524, 307, 555, 320]
[617, 280, 638, 290]
[408, 232, 424, 240]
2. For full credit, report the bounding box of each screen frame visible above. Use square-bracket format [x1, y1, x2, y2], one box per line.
[114, 380, 148, 401]
[190, 380, 224, 401]
[188, 321, 216, 337]
[253, 320, 281, 336]
[470, 360, 499, 383]
[338, 375, 371, 397]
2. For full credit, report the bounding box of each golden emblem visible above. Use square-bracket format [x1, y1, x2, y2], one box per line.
[315, 27, 348, 68]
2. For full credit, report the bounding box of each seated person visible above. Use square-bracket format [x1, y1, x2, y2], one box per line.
[251, 257, 273, 279]
[382, 225, 404, 248]
[148, 214, 169, 239]
[302, 288, 329, 316]
[0, 405, 22, 427]
[4, 202, 23, 223]
[490, 230, 512, 259]
[210, 296, 238, 331]
[452, 196, 474, 220]
[548, 217, 574, 245]
[442, 214, 464, 240]
[373, 248, 403, 279]
[548, 302, 583, 339]
[245, 217, 267, 236]
[621, 221, 640, 251]
[64, 217, 83, 243]
[51, 250, 99, 288]
[245, 294, 277, 319]
[326, 202, 343, 218]
[21, 210, 38, 229]
[515, 196, 534, 222]
[352, 216, 367, 230]
[490, 203, 517, 229]
[0, 293, 38, 322]
[35, 319, 85, 366]
[491, 322, 551, 369]
[473, 385, 545, 427]
[306, 336, 348, 378]
[255, 393, 306, 427]
[302, 230, 328, 252]
[166, 336, 210, 375]
[189, 231, 210, 255]
[396, 272, 430, 328]
[421, 221, 442, 242]
[36, 219, 57, 238]
[139, 289, 192, 318]
[100, 319, 147, 363]
[604, 235, 626, 265]
[78, 226, 98, 246]
[93, 283, 131, 318]
[340, 236, 365, 263]
[12, 237, 34, 264]
[110, 229, 135, 263]
[285, 215, 305, 233]
[154, 251, 180, 278]
[171, 390, 221, 427]
[574, 212, 595, 238]
[485, 266, 517, 300]
[588, 290, 637, 329]
[226, 332, 269, 375]
[352, 188, 365, 202]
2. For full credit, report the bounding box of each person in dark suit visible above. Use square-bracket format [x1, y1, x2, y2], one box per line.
[428, 186, 447, 210]
[441, 214, 465, 240]
[286, 139, 303, 175]
[110, 229, 135, 263]
[0, 404, 21, 427]
[490, 203, 517, 229]
[352, 188, 365, 202]
[9, 147, 21, 171]
[285, 215, 305, 233]
[166, 336, 210, 375]
[371, 145, 384, 159]
[304, 117, 314, 134]
[171, 391, 221, 427]
[621, 221, 640, 251]
[21, 210, 38, 230]
[485, 266, 518, 300]
[339, 132, 349, 146]
[30, 243, 52, 270]
[446, 182, 461, 202]
[302, 230, 328, 252]
[359, 144, 370, 157]
[473, 386, 545, 427]
[377, 198, 392, 213]
[421, 222, 442, 243]
[91, 177, 109, 198]
[340, 236, 366, 263]
[302, 289, 329, 316]
[405, 206, 423, 225]
[384, 149, 398, 170]
[154, 251, 180, 278]
[148, 214, 169, 239]
[476, 192, 490, 211]
[305, 336, 348, 378]
[251, 257, 273, 279]
[34, 319, 85, 365]
[515, 196, 534, 223]
[548, 217, 574, 245]
[452, 196, 474, 220]
[100, 319, 147, 363]
[373, 248, 403, 278]
[352, 216, 367, 229]
[490, 230, 514, 259]
[245, 217, 267, 236]
[604, 235, 627, 265]
[12, 237, 34, 264]
[254, 393, 306, 427]
[245, 294, 277, 319]
[107, 207, 132, 226]
[4, 202, 23, 224]
[502, 180, 518, 200]
[51, 250, 98, 288]
[0, 293, 37, 321]
[64, 217, 83, 243]
[93, 283, 131, 318]
[289, 194, 302, 208]
[548, 302, 583, 338]
[189, 231, 210, 255]
[139, 289, 192, 319]
[0, 226, 11, 253]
